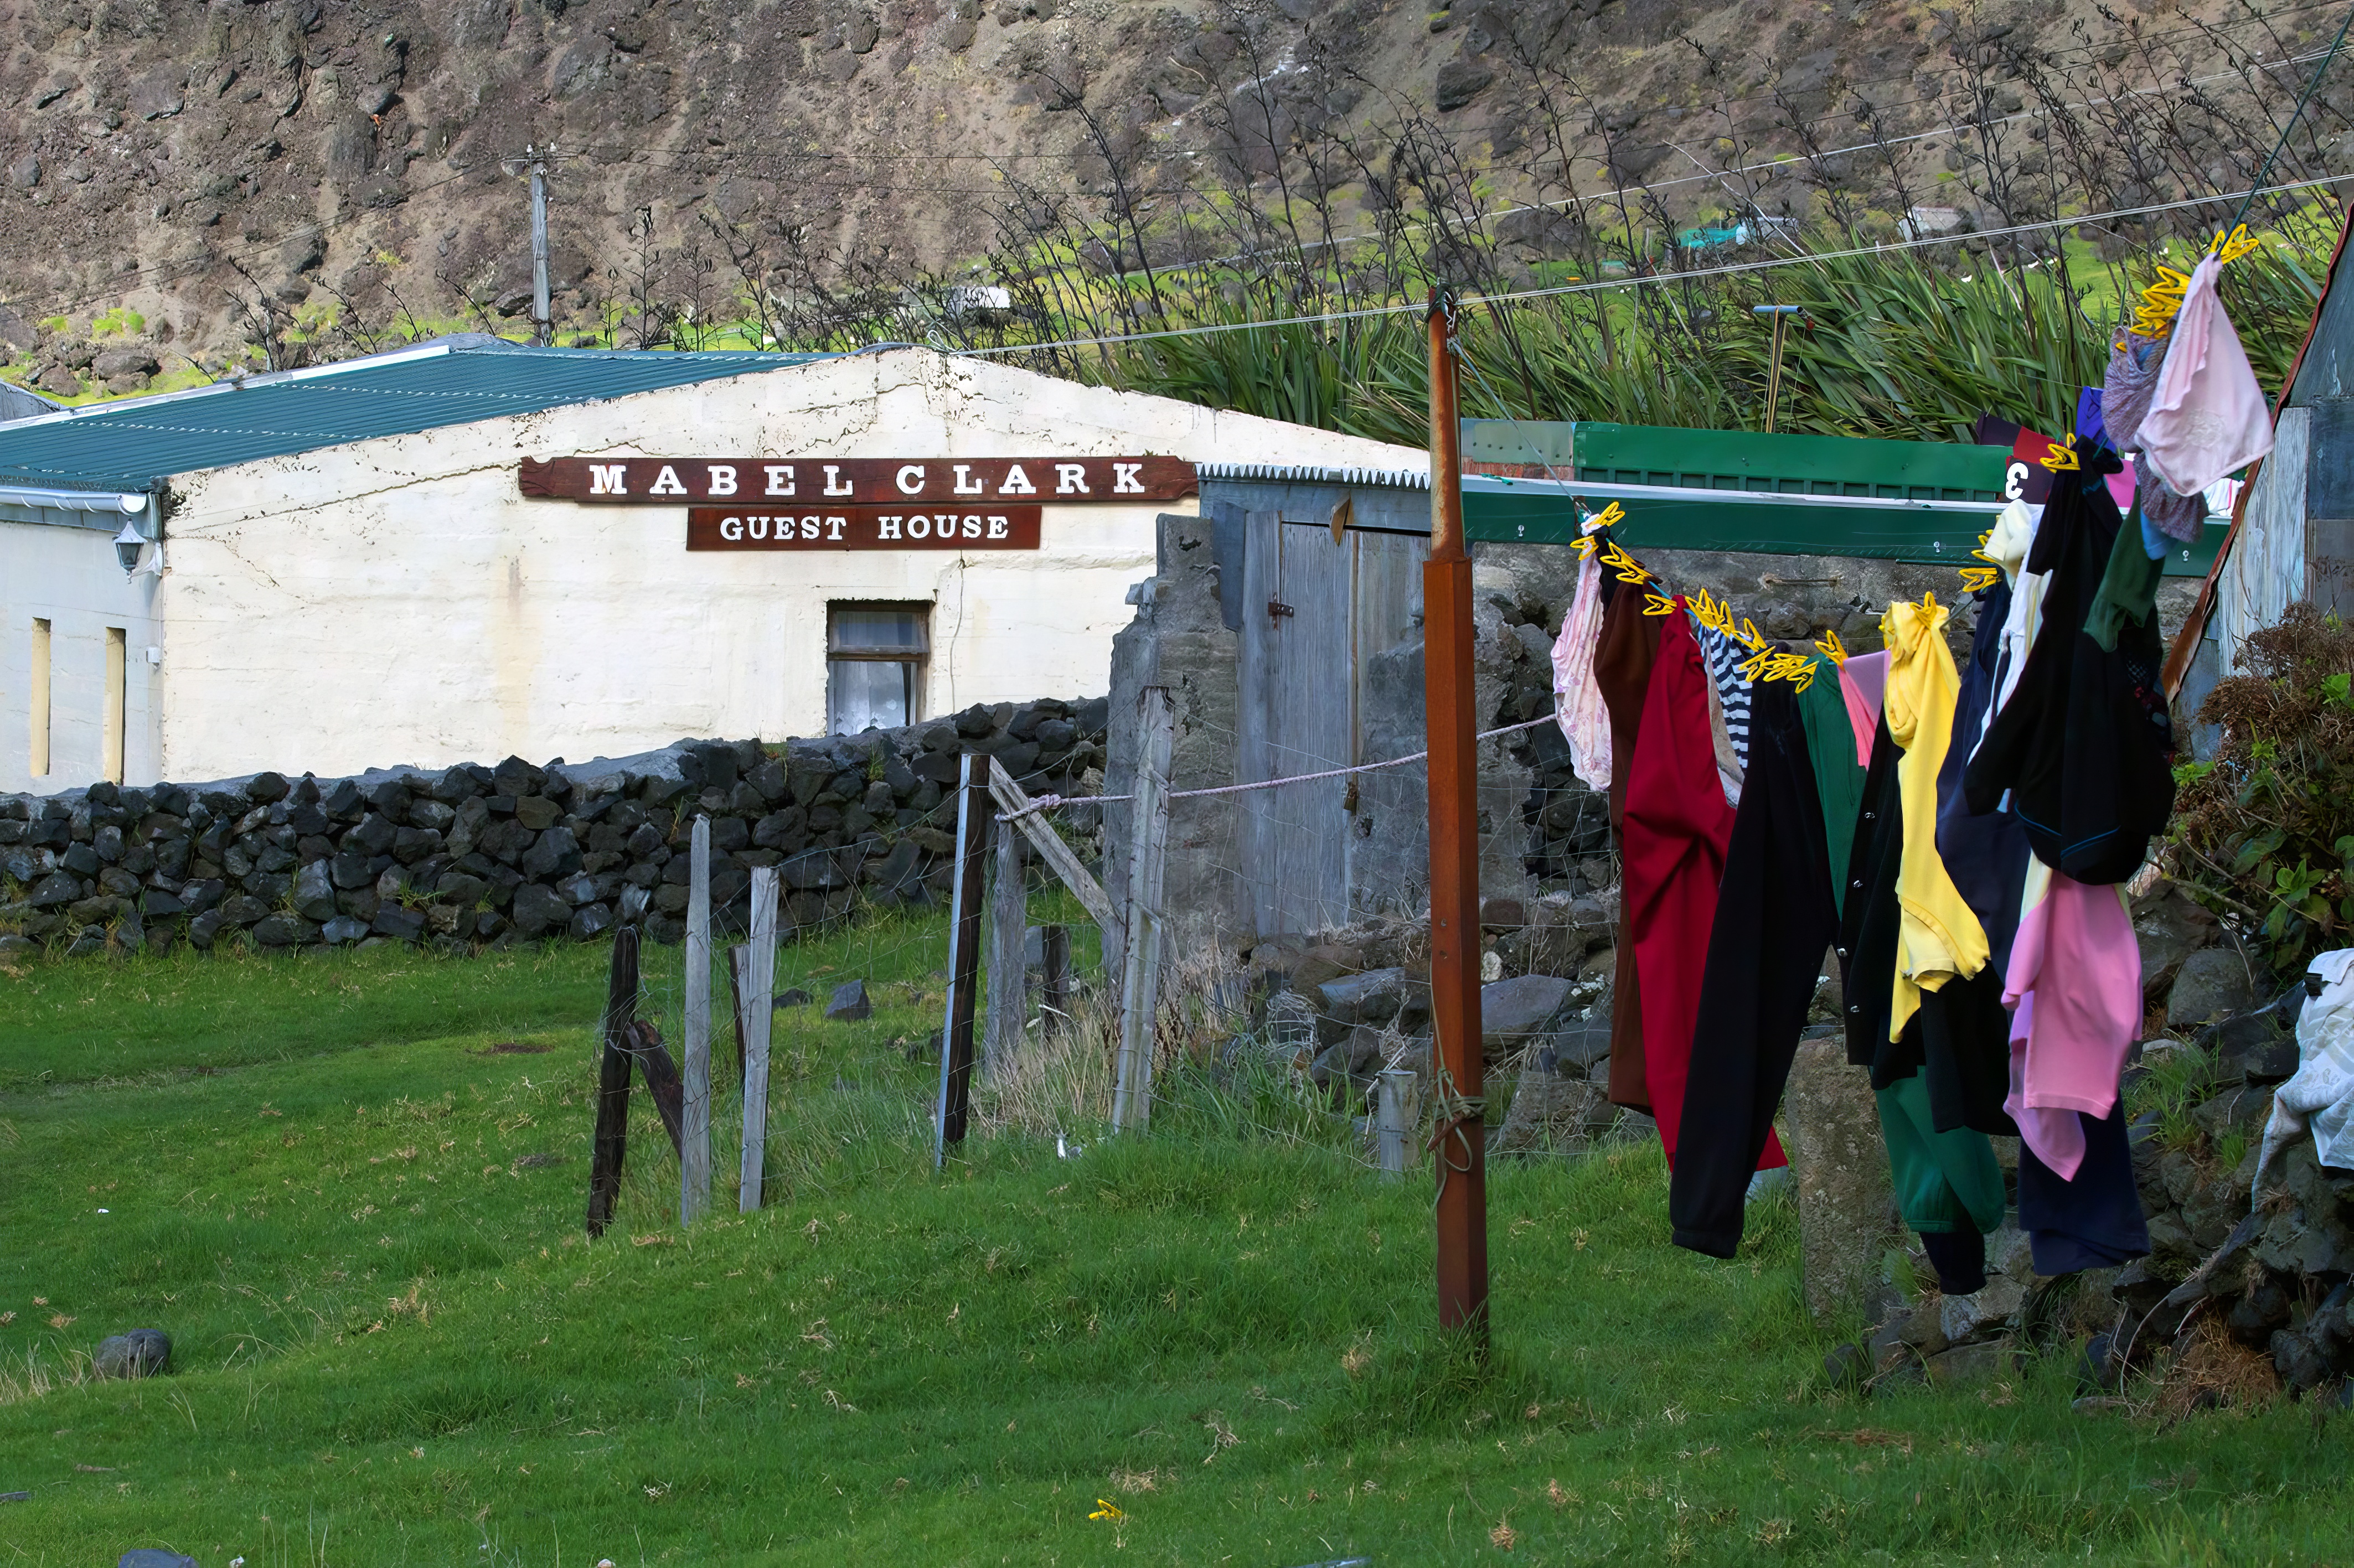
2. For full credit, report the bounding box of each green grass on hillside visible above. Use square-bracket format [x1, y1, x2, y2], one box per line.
[2, 927, 2350, 1567]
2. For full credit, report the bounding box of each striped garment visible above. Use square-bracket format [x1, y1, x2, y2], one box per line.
[1689, 612, 1753, 770]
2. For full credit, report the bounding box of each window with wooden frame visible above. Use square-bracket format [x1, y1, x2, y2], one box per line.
[826, 602, 930, 734]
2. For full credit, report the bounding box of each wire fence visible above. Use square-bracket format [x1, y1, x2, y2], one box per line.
[576, 694, 1660, 1239]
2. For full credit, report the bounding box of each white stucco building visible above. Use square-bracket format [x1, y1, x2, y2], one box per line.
[0, 338, 1421, 791]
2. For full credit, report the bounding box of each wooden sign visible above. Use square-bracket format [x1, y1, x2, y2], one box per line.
[522, 455, 1195, 504]
[687, 506, 1043, 551]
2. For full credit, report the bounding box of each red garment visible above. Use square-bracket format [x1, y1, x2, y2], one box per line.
[1592, 586, 1663, 1111]
[1625, 606, 1783, 1171]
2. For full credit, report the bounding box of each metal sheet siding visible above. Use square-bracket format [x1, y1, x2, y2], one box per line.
[2219, 404, 2309, 655]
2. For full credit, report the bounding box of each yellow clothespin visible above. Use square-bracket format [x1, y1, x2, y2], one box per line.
[1572, 532, 1601, 560]
[1739, 617, 1767, 651]
[2131, 263, 2191, 339]
[2212, 224, 2259, 265]
[1604, 542, 1651, 584]
[1738, 643, 1777, 682]
[1921, 588, 1940, 615]
[2038, 440, 2078, 472]
[1586, 500, 1626, 532]
[1641, 591, 1676, 617]
[1958, 564, 2003, 593]
[1814, 628, 1849, 666]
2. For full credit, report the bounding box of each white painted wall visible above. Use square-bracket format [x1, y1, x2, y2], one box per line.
[154, 348, 1423, 782]
[0, 516, 161, 794]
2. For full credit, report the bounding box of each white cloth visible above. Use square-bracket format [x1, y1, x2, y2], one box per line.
[1974, 499, 2048, 760]
[1550, 536, 1611, 791]
[2139, 252, 2275, 497]
[2253, 948, 2354, 1203]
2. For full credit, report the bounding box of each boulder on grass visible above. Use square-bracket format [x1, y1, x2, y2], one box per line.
[95, 1328, 170, 1379]
[826, 980, 871, 1021]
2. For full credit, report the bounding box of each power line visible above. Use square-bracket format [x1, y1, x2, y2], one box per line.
[952, 173, 2354, 360]
[2233, 1, 2354, 228]
[1092, 40, 2350, 285]
[0, 2, 2343, 341]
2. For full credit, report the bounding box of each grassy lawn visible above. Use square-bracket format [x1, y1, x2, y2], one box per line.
[1, 921, 2348, 1568]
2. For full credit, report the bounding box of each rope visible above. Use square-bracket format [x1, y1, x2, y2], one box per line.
[993, 715, 1558, 822]
[1426, 1055, 1485, 1212]
[2231, 3, 2354, 232]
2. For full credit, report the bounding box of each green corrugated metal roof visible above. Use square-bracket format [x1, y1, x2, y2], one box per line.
[0, 335, 833, 495]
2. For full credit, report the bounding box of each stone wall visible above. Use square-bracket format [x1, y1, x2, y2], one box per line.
[0, 699, 1108, 959]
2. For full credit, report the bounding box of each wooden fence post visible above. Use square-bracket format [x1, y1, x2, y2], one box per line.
[628, 1021, 686, 1157]
[739, 867, 778, 1213]
[983, 815, 1026, 1077]
[1038, 925, 1072, 1036]
[1112, 686, 1174, 1132]
[934, 753, 990, 1165]
[586, 924, 641, 1238]
[988, 757, 1121, 966]
[727, 944, 752, 1093]
[1377, 1067, 1417, 1178]
[681, 815, 712, 1226]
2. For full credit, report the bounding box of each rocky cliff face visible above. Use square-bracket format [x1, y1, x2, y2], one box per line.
[0, 0, 2270, 398]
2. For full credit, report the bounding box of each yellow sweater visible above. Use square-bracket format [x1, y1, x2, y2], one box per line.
[1883, 597, 1991, 1041]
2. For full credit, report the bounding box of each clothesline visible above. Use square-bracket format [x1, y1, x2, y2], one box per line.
[993, 715, 1558, 823]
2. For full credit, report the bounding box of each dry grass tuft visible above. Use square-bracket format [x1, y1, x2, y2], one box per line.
[0, 1344, 92, 1407]
[2150, 1316, 2283, 1421]
[973, 939, 1257, 1141]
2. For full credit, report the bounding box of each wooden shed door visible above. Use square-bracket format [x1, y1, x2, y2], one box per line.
[1236, 513, 1424, 938]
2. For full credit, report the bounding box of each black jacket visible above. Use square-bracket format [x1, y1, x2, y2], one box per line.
[1841, 704, 2016, 1137]
[1963, 437, 2175, 884]
[1669, 679, 1839, 1259]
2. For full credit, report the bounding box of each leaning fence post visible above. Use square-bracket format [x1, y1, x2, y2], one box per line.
[739, 867, 778, 1213]
[727, 943, 752, 1093]
[587, 924, 641, 1238]
[681, 815, 713, 1226]
[1038, 924, 1072, 1036]
[983, 814, 1026, 1078]
[988, 756, 1121, 965]
[1377, 1067, 1417, 1178]
[935, 753, 991, 1165]
[1112, 686, 1174, 1132]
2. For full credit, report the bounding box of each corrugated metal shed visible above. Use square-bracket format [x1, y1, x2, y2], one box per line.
[0, 335, 830, 495]
[2174, 210, 2354, 701]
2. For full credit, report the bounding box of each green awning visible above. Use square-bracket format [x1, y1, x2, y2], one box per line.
[1457, 420, 2223, 576]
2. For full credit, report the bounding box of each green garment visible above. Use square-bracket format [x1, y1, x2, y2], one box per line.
[1795, 668, 1868, 918]
[2084, 505, 2167, 652]
[1875, 1070, 2005, 1236]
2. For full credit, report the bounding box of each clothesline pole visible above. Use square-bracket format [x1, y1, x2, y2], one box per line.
[1426, 286, 1490, 1349]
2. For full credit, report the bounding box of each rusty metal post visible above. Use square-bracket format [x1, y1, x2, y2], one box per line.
[1424, 286, 1489, 1345]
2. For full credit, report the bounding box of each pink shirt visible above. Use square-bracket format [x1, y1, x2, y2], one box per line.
[1551, 550, 1610, 791]
[1837, 650, 1888, 767]
[2139, 252, 2274, 496]
[2004, 863, 2141, 1124]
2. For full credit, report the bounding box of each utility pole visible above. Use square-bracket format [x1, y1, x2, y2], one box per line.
[503, 144, 554, 346]
[1423, 287, 1489, 1349]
